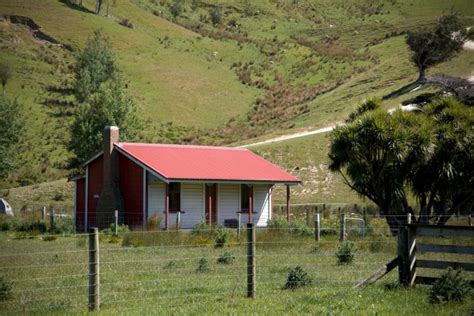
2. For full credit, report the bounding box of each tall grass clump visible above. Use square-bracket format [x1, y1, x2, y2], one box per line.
[214, 227, 229, 248]
[429, 268, 471, 304]
[336, 241, 357, 264]
[196, 258, 210, 273]
[217, 252, 235, 264]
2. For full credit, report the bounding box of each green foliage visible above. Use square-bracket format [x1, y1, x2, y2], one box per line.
[49, 217, 75, 234]
[210, 6, 222, 25]
[11, 219, 47, 234]
[121, 234, 144, 247]
[192, 221, 209, 234]
[0, 97, 25, 179]
[170, 0, 183, 18]
[217, 251, 235, 264]
[429, 268, 471, 304]
[102, 223, 130, 235]
[196, 258, 210, 273]
[406, 13, 468, 79]
[73, 30, 117, 103]
[267, 216, 313, 236]
[284, 266, 313, 289]
[336, 241, 357, 264]
[0, 275, 13, 301]
[69, 77, 143, 166]
[214, 227, 229, 248]
[42, 235, 57, 241]
[346, 98, 382, 123]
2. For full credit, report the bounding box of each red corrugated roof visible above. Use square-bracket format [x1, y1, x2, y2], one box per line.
[114, 143, 301, 184]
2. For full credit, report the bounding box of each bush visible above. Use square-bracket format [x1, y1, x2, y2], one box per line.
[15, 219, 47, 233]
[267, 217, 313, 237]
[336, 241, 357, 264]
[196, 258, 210, 273]
[102, 223, 130, 236]
[42, 235, 57, 241]
[217, 251, 235, 264]
[50, 217, 75, 235]
[0, 276, 13, 301]
[429, 268, 471, 304]
[210, 6, 221, 25]
[214, 227, 229, 248]
[284, 266, 312, 289]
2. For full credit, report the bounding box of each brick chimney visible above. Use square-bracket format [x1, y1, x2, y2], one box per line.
[96, 126, 124, 228]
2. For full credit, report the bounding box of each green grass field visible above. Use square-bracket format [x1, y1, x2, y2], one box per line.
[0, 220, 472, 315]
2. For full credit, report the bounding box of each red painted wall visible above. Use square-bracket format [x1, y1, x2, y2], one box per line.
[75, 178, 85, 231]
[87, 156, 103, 228]
[119, 152, 143, 227]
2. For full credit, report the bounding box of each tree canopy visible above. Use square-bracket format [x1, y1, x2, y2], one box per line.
[328, 97, 473, 232]
[0, 97, 25, 179]
[406, 13, 468, 80]
[73, 30, 117, 103]
[69, 77, 143, 167]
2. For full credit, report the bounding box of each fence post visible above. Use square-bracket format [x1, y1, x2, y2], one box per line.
[42, 206, 46, 220]
[50, 208, 55, 230]
[397, 219, 416, 287]
[246, 223, 256, 299]
[305, 206, 310, 226]
[88, 227, 100, 311]
[339, 213, 346, 242]
[114, 210, 118, 235]
[314, 213, 320, 242]
[237, 212, 241, 238]
[469, 214, 472, 227]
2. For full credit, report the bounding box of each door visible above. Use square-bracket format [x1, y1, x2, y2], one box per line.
[205, 184, 217, 225]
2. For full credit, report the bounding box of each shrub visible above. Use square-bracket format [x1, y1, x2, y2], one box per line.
[102, 223, 130, 236]
[336, 241, 357, 264]
[50, 217, 74, 235]
[210, 6, 221, 25]
[147, 214, 161, 230]
[196, 258, 210, 273]
[42, 235, 57, 241]
[15, 219, 47, 233]
[214, 227, 229, 248]
[0, 276, 13, 301]
[192, 221, 209, 234]
[267, 217, 313, 236]
[429, 268, 471, 304]
[284, 266, 312, 289]
[217, 252, 235, 264]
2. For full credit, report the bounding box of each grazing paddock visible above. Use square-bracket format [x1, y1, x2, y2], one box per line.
[0, 223, 473, 315]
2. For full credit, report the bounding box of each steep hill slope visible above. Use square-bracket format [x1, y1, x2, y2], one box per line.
[0, 0, 472, 197]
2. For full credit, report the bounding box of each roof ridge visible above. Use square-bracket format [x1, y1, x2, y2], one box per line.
[116, 142, 248, 151]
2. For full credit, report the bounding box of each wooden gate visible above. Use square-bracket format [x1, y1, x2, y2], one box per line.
[398, 225, 474, 286]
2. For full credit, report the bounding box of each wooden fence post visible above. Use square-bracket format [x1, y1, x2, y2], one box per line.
[305, 206, 310, 226]
[237, 212, 241, 238]
[114, 210, 118, 236]
[314, 213, 320, 242]
[176, 211, 181, 230]
[397, 221, 416, 286]
[88, 227, 100, 311]
[50, 208, 55, 230]
[339, 213, 346, 242]
[247, 223, 256, 299]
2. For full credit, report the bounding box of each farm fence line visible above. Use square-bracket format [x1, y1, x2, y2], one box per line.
[0, 216, 473, 313]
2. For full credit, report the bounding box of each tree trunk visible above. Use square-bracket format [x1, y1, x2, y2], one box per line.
[417, 68, 426, 82]
[96, 0, 103, 14]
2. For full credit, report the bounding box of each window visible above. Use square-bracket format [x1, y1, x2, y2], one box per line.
[169, 183, 181, 212]
[241, 184, 251, 213]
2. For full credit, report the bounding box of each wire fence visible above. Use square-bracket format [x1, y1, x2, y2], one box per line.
[0, 222, 472, 314]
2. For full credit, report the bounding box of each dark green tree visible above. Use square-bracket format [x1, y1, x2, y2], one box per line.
[329, 97, 473, 232]
[69, 77, 143, 167]
[0, 97, 25, 179]
[406, 13, 468, 81]
[73, 30, 117, 103]
[210, 6, 222, 26]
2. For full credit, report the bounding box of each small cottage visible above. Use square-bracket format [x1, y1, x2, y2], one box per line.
[72, 126, 301, 231]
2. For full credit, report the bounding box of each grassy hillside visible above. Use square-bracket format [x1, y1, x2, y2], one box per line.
[0, 0, 472, 194]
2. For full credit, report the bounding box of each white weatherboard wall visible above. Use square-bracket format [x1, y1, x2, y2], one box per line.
[181, 183, 204, 228]
[148, 180, 204, 229]
[217, 184, 240, 226]
[253, 184, 271, 227]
